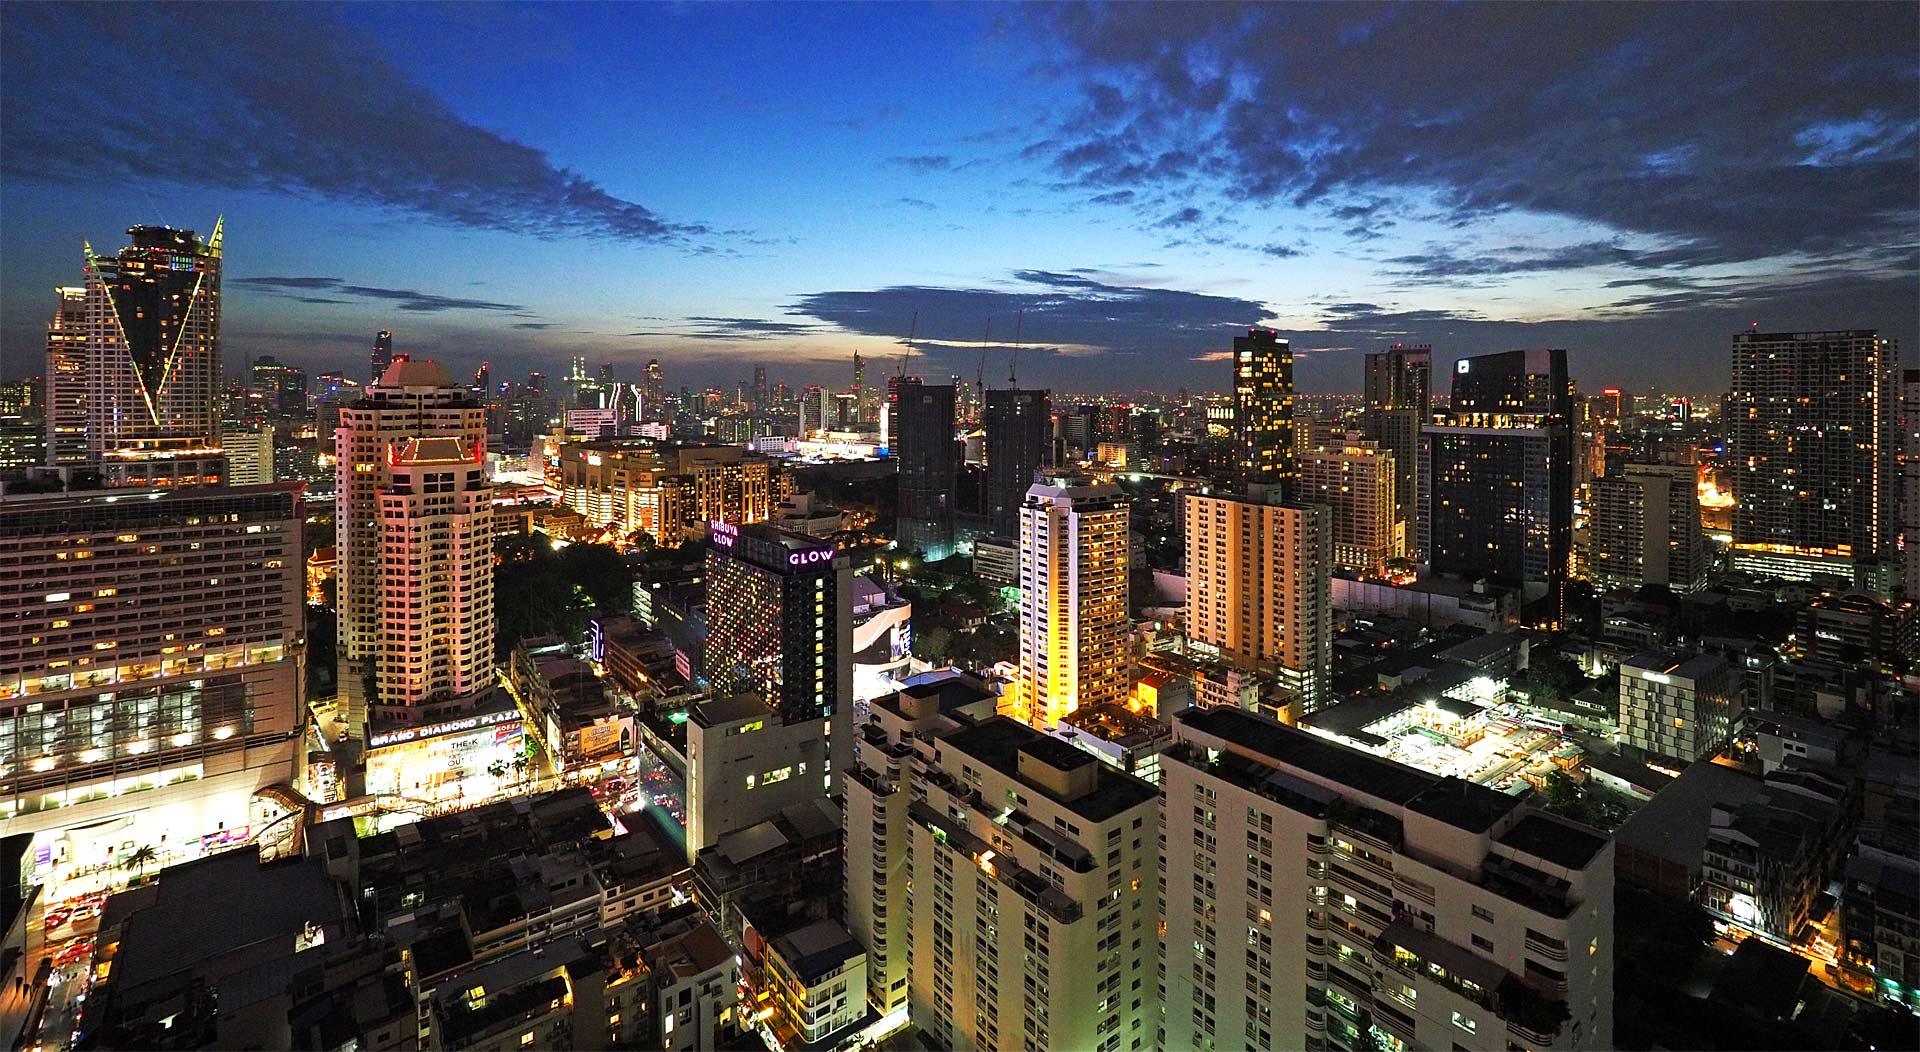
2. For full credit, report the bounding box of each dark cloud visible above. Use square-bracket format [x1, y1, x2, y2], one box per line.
[628, 316, 826, 342]
[1258, 244, 1303, 259]
[512, 322, 559, 330]
[231, 276, 527, 314]
[1, 6, 708, 246]
[787, 270, 1271, 375]
[1155, 206, 1205, 228]
[1032, 5, 1919, 271]
[896, 197, 938, 210]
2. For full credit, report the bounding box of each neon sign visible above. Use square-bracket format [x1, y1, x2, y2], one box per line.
[788, 548, 835, 567]
[711, 521, 738, 548]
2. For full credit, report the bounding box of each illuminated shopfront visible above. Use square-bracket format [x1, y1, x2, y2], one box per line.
[364, 706, 526, 806]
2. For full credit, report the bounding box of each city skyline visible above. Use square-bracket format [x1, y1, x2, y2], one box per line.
[5, 4, 1915, 394]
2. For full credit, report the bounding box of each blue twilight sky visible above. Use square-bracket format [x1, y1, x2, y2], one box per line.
[2, 2, 1914, 395]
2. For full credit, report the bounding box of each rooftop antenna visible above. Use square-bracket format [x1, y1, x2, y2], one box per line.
[1008, 309, 1024, 386]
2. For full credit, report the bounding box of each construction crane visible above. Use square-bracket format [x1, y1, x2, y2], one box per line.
[1008, 309, 1024, 386]
[976, 318, 992, 407]
[898, 310, 918, 377]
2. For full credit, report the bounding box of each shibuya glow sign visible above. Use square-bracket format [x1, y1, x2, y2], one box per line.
[710, 521, 738, 548]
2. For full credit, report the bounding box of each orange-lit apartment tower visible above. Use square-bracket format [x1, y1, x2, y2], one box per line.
[373, 437, 495, 721]
[1015, 476, 1129, 726]
[335, 359, 488, 735]
[1183, 486, 1332, 715]
[44, 286, 88, 465]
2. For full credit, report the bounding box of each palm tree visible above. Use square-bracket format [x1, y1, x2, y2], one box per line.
[123, 844, 160, 882]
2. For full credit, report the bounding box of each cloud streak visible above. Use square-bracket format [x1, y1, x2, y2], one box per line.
[1, 6, 709, 247]
[230, 276, 528, 314]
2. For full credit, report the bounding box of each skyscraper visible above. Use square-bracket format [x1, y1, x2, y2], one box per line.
[1364, 342, 1433, 416]
[1362, 343, 1431, 541]
[892, 378, 957, 558]
[0, 483, 305, 878]
[1160, 707, 1615, 1052]
[1014, 476, 1130, 726]
[702, 522, 853, 784]
[1588, 464, 1708, 593]
[81, 223, 224, 454]
[1233, 328, 1295, 489]
[1904, 370, 1920, 600]
[1183, 487, 1333, 714]
[644, 358, 665, 422]
[369, 329, 394, 384]
[250, 355, 307, 416]
[984, 387, 1051, 537]
[335, 359, 489, 736]
[1418, 349, 1573, 617]
[44, 286, 88, 465]
[1727, 329, 1898, 581]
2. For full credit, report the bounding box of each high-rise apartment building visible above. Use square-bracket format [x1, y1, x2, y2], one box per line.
[985, 388, 1051, 537]
[44, 286, 88, 465]
[81, 223, 224, 455]
[644, 358, 665, 422]
[1233, 329, 1295, 489]
[1727, 329, 1898, 581]
[219, 424, 276, 486]
[844, 689, 1159, 1052]
[560, 441, 779, 542]
[1183, 487, 1333, 714]
[701, 522, 853, 787]
[0, 484, 304, 882]
[372, 436, 495, 718]
[1161, 707, 1614, 1052]
[1299, 439, 1400, 575]
[1418, 349, 1573, 616]
[335, 359, 488, 735]
[1618, 650, 1740, 765]
[893, 378, 957, 558]
[1588, 464, 1708, 593]
[1364, 343, 1433, 417]
[1015, 477, 1130, 727]
[369, 330, 394, 384]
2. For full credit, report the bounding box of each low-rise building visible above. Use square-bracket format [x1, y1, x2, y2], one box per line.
[1618, 650, 1741, 765]
[970, 534, 1018, 585]
[761, 920, 869, 1049]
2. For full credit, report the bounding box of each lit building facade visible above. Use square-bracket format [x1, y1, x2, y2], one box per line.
[1234, 329, 1295, 489]
[1587, 464, 1708, 593]
[82, 223, 224, 456]
[1183, 488, 1333, 714]
[685, 693, 830, 860]
[1904, 369, 1920, 600]
[1364, 343, 1432, 419]
[372, 436, 495, 720]
[1618, 650, 1740, 765]
[44, 286, 88, 465]
[701, 522, 853, 788]
[1418, 349, 1573, 614]
[335, 359, 488, 736]
[0, 484, 304, 885]
[1161, 707, 1614, 1052]
[1728, 329, 1898, 580]
[845, 703, 1159, 1052]
[559, 441, 777, 542]
[1016, 477, 1130, 726]
[1299, 440, 1400, 575]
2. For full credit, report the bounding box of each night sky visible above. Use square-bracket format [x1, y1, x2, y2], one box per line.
[3, 3, 1914, 394]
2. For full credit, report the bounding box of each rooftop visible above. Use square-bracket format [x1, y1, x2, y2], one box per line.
[772, 920, 864, 984]
[1497, 813, 1610, 869]
[940, 717, 1158, 823]
[1614, 760, 1767, 870]
[1182, 707, 1523, 834]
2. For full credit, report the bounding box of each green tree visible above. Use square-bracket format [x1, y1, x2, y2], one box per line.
[122, 844, 160, 881]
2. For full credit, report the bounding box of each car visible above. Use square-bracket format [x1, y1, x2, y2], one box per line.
[44, 909, 71, 930]
[54, 939, 93, 967]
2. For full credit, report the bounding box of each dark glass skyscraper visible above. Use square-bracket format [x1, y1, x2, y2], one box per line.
[893, 377, 957, 558]
[370, 329, 394, 383]
[1417, 349, 1572, 620]
[1233, 328, 1294, 489]
[985, 388, 1050, 537]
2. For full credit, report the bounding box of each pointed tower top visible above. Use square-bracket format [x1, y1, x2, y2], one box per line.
[206, 216, 224, 257]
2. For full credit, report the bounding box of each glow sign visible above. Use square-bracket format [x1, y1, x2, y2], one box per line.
[788, 548, 835, 567]
[711, 521, 738, 548]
